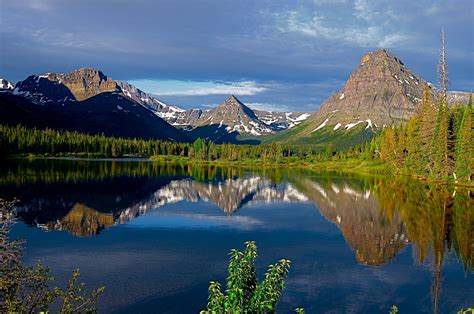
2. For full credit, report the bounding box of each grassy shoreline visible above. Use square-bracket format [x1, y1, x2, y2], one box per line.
[8, 154, 473, 188]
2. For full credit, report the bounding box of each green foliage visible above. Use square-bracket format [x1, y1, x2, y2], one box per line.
[0, 199, 104, 313]
[458, 308, 474, 314]
[377, 92, 473, 182]
[202, 241, 293, 313]
[389, 305, 399, 314]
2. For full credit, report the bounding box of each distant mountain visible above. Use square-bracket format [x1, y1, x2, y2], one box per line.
[0, 79, 14, 90]
[0, 68, 189, 142]
[254, 110, 311, 130]
[0, 69, 311, 143]
[193, 95, 273, 135]
[448, 91, 472, 105]
[116, 83, 312, 142]
[116, 80, 187, 121]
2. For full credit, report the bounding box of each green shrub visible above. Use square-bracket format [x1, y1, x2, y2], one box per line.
[201, 241, 294, 313]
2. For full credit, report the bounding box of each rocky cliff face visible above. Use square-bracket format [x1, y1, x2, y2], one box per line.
[299, 49, 429, 136]
[12, 68, 120, 104]
[57, 68, 120, 101]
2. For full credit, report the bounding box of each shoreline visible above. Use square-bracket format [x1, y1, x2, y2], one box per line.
[10, 155, 473, 188]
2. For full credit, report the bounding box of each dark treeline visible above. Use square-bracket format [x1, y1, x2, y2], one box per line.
[0, 92, 471, 183]
[0, 158, 293, 187]
[0, 124, 366, 163]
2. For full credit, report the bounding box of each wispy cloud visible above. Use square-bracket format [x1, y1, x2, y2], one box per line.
[131, 80, 268, 97]
[279, 1, 411, 47]
[247, 102, 292, 112]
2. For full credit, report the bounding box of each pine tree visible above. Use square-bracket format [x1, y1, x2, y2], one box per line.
[417, 85, 437, 174]
[454, 95, 473, 182]
[431, 29, 450, 179]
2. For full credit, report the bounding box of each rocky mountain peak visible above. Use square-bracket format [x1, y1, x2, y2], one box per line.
[12, 67, 120, 104]
[56, 67, 119, 101]
[193, 95, 272, 136]
[359, 49, 402, 66]
[301, 49, 428, 134]
[221, 94, 247, 109]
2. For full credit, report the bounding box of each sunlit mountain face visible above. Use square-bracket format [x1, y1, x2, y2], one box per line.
[1, 159, 472, 273]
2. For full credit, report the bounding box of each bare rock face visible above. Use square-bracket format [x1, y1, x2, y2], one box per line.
[301, 49, 429, 134]
[13, 68, 120, 104]
[56, 68, 119, 101]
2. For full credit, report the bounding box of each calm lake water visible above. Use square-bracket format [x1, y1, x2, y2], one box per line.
[1, 159, 472, 313]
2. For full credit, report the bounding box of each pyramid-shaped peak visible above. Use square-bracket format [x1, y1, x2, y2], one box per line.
[360, 49, 405, 67]
[225, 94, 243, 104]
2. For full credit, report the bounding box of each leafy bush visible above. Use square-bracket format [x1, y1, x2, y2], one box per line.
[0, 199, 104, 313]
[201, 241, 294, 313]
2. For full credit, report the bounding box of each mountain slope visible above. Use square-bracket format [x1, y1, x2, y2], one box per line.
[0, 69, 189, 141]
[254, 110, 311, 130]
[273, 49, 430, 145]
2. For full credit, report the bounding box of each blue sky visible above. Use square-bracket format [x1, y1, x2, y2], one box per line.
[1, 0, 473, 111]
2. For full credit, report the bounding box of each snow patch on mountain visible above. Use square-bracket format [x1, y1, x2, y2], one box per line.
[0, 79, 14, 90]
[312, 118, 329, 132]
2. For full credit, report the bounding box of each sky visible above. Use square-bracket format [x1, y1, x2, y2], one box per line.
[1, 0, 473, 112]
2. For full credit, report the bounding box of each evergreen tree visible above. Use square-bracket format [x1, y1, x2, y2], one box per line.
[454, 96, 473, 182]
[418, 85, 437, 174]
[431, 29, 450, 179]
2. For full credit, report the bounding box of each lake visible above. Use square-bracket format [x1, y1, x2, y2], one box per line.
[1, 159, 472, 313]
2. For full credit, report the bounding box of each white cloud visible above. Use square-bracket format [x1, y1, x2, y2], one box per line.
[279, 2, 411, 48]
[247, 102, 292, 112]
[154, 81, 268, 96]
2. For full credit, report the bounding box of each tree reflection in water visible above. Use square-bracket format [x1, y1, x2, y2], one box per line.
[1, 159, 472, 312]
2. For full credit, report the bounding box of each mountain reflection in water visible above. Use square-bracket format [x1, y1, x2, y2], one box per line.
[1, 159, 472, 271]
[0, 159, 472, 313]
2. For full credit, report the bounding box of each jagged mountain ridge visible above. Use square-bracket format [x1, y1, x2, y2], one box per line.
[116, 80, 187, 121]
[2, 50, 470, 144]
[0, 68, 189, 141]
[117, 82, 312, 136]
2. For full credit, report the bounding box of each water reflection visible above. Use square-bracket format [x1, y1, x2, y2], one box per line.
[0, 159, 472, 312]
[1, 160, 472, 269]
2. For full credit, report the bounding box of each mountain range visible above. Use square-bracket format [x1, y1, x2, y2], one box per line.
[0, 49, 470, 145]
